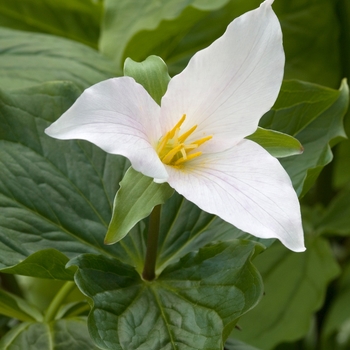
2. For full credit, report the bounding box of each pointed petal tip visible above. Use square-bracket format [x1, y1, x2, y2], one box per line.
[262, 0, 274, 7]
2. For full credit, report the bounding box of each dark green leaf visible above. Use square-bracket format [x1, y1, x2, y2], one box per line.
[69, 240, 263, 350]
[99, 0, 231, 67]
[0, 82, 131, 275]
[321, 263, 350, 350]
[316, 188, 350, 236]
[0, 27, 116, 91]
[230, 237, 340, 349]
[0, 0, 102, 48]
[0, 289, 42, 323]
[246, 127, 303, 158]
[225, 338, 262, 350]
[0, 317, 98, 349]
[1, 249, 74, 280]
[105, 167, 174, 245]
[124, 55, 171, 105]
[261, 79, 349, 196]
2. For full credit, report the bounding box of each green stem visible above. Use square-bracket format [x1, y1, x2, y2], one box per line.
[142, 205, 161, 281]
[44, 281, 75, 322]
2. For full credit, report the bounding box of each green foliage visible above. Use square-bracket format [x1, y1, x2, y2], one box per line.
[0, 0, 102, 48]
[321, 263, 350, 350]
[0, 27, 117, 91]
[230, 237, 340, 349]
[261, 79, 348, 196]
[246, 127, 303, 158]
[100, 0, 231, 67]
[124, 55, 171, 105]
[0, 289, 42, 323]
[105, 167, 174, 244]
[0, 317, 98, 349]
[69, 241, 263, 349]
[1, 249, 74, 280]
[0, 0, 349, 348]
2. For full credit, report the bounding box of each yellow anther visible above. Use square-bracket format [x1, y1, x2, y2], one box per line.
[174, 152, 202, 165]
[178, 125, 197, 143]
[157, 114, 212, 166]
[168, 114, 186, 139]
[162, 144, 184, 164]
[192, 135, 213, 147]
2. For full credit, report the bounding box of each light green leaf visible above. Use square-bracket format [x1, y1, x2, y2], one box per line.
[246, 127, 303, 158]
[1, 249, 74, 280]
[261, 79, 349, 196]
[99, 0, 231, 67]
[0, 317, 98, 350]
[0, 289, 42, 323]
[0, 0, 102, 48]
[124, 55, 171, 105]
[105, 167, 174, 245]
[230, 237, 340, 349]
[69, 240, 263, 350]
[0, 27, 116, 91]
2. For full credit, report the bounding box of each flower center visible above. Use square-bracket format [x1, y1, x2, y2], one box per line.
[157, 114, 212, 166]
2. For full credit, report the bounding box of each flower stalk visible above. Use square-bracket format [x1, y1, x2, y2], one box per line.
[142, 205, 161, 281]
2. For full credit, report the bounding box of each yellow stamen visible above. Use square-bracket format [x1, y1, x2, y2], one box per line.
[192, 135, 213, 147]
[174, 152, 202, 165]
[162, 144, 184, 164]
[178, 125, 197, 143]
[157, 114, 186, 155]
[157, 114, 212, 166]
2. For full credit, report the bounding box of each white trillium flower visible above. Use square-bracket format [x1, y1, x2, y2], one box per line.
[46, 0, 305, 252]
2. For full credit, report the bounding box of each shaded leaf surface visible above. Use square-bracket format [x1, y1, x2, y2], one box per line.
[100, 0, 231, 67]
[321, 263, 350, 350]
[0, 82, 130, 274]
[230, 237, 340, 349]
[0, 0, 102, 48]
[69, 240, 263, 350]
[0, 27, 116, 91]
[261, 80, 348, 196]
[0, 317, 98, 349]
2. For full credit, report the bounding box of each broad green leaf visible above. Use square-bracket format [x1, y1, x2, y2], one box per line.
[321, 263, 350, 350]
[105, 167, 174, 245]
[0, 289, 42, 323]
[225, 338, 262, 350]
[0, 317, 98, 350]
[230, 237, 340, 349]
[246, 127, 303, 158]
[118, 0, 342, 88]
[0, 0, 102, 48]
[274, 0, 342, 88]
[0, 82, 130, 275]
[124, 55, 171, 105]
[155, 192, 268, 275]
[261, 79, 349, 196]
[68, 240, 263, 350]
[1, 249, 74, 280]
[0, 27, 116, 91]
[316, 188, 350, 236]
[99, 0, 231, 67]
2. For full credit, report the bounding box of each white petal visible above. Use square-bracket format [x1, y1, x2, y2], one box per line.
[161, 0, 284, 153]
[165, 139, 305, 252]
[45, 77, 168, 180]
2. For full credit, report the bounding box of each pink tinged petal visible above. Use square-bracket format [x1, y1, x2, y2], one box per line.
[45, 77, 168, 181]
[160, 0, 284, 153]
[165, 139, 305, 252]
